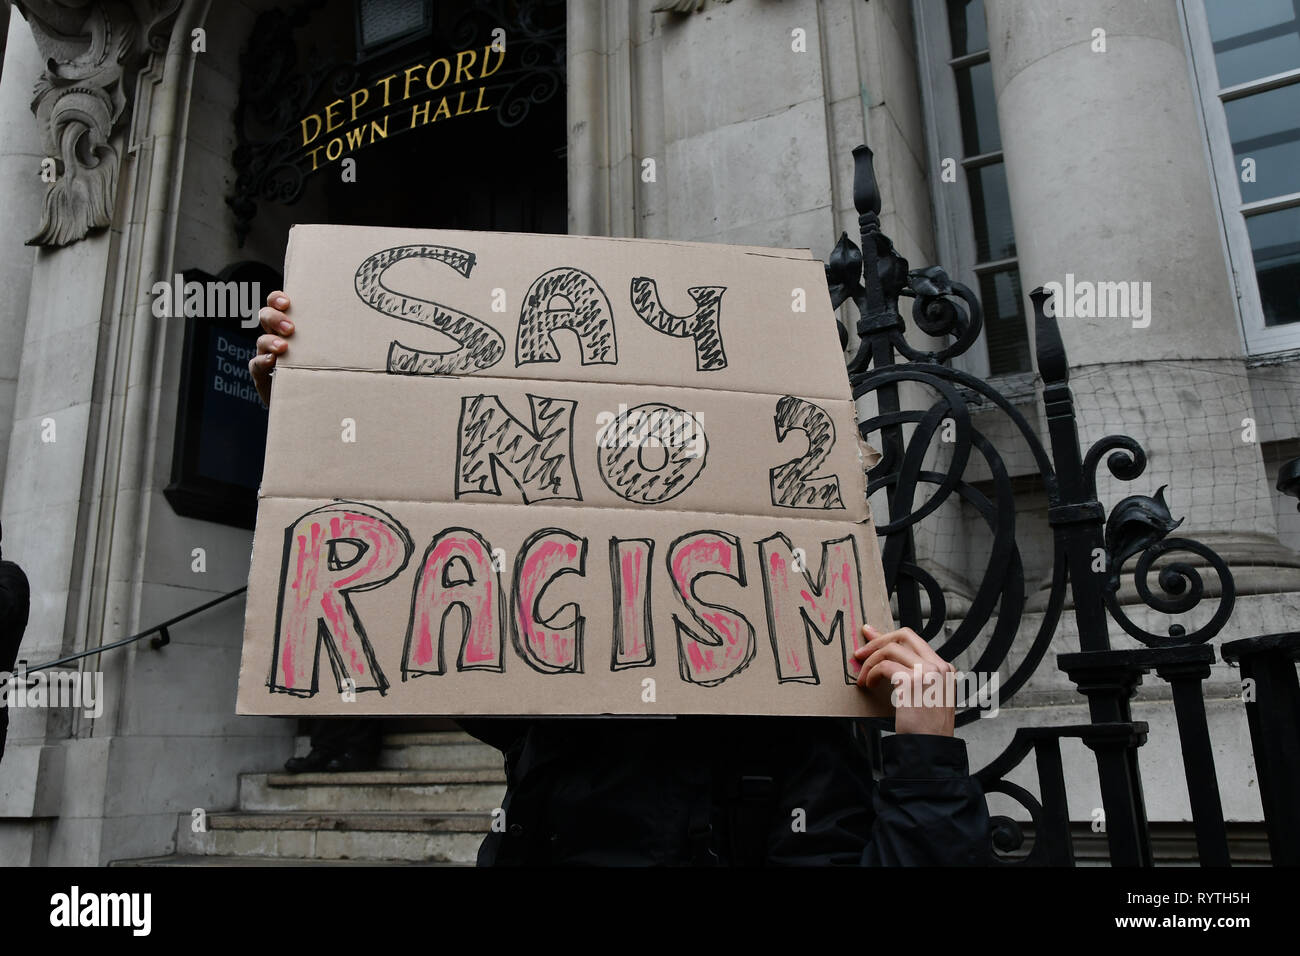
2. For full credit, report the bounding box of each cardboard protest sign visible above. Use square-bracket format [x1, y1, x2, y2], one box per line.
[237, 225, 895, 717]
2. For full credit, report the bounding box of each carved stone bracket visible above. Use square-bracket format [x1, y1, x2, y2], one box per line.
[15, 0, 181, 247]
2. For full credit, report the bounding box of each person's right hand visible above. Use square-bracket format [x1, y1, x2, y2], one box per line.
[251, 290, 294, 406]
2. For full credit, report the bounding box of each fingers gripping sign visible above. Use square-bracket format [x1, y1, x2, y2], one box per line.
[854, 624, 956, 736]
[250, 289, 295, 406]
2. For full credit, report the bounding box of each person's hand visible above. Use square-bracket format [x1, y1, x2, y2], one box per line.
[250, 289, 294, 406]
[854, 624, 955, 736]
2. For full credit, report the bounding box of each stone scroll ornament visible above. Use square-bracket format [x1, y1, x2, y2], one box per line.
[16, 0, 182, 247]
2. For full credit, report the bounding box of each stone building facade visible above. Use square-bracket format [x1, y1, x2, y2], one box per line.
[0, 0, 1296, 864]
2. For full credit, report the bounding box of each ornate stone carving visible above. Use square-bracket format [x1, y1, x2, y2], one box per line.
[15, 0, 181, 247]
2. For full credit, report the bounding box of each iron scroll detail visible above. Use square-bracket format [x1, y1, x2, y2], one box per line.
[828, 145, 1237, 867]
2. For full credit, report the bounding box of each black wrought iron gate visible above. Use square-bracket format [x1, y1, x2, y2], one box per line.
[829, 144, 1300, 867]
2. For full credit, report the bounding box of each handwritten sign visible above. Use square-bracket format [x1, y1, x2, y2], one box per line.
[237, 226, 895, 717]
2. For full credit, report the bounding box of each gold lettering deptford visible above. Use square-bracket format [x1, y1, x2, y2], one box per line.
[300, 45, 504, 146]
[454, 48, 478, 84]
[402, 63, 424, 100]
[376, 73, 397, 108]
[349, 87, 369, 122]
[324, 98, 344, 133]
[426, 57, 451, 90]
[299, 44, 503, 169]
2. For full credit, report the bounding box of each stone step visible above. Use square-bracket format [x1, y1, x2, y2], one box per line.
[289, 731, 502, 771]
[379, 738, 501, 770]
[382, 731, 480, 746]
[294, 730, 482, 748]
[111, 854, 469, 867]
[239, 770, 507, 813]
[176, 810, 492, 863]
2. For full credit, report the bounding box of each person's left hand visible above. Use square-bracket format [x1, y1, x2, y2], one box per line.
[854, 624, 956, 737]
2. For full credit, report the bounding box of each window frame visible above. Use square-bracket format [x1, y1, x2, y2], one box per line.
[912, 0, 1033, 385]
[354, 0, 435, 62]
[1180, 0, 1300, 355]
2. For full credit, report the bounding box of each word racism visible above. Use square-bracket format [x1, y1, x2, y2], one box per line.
[270, 503, 874, 696]
[150, 273, 261, 326]
[50, 887, 151, 936]
[298, 45, 504, 171]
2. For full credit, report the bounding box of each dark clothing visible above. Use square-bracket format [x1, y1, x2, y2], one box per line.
[305, 717, 382, 758]
[463, 716, 991, 866]
[0, 557, 31, 764]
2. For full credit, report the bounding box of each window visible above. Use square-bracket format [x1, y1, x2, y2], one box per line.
[914, 0, 1031, 378]
[1183, 0, 1300, 354]
[355, 0, 433, 60]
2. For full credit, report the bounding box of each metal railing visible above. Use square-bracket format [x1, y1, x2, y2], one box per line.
[826, 143, 1300, 866]
[23, 586, 247, 674]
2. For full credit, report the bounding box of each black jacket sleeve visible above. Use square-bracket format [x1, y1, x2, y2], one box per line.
[0, 560, 31, 764]
[0, 560, 30, 673]
[860, 733, 992, 866]
[455, 717, 532, 754]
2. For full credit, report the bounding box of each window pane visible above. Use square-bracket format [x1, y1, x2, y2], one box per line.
[1245, 206, 1300, 326]
[1223, 82, 1300, 203]
[977, 268, 1031, 375]
[1204, 0, 1300, 88]
[955, 60, 1001, 156]
[969, 162, 1016, 262]
[359, 0, 428, 49]
[947, 0, 988, 57]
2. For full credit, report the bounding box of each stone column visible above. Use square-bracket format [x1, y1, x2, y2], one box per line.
[0, 4, 120, 857]
[0, 0, 187, 865]
[985, 0, 1300, 602]
[0, 2, 10, 84]
[567, 0, 648, 239]
[0, 11, 42, 499]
